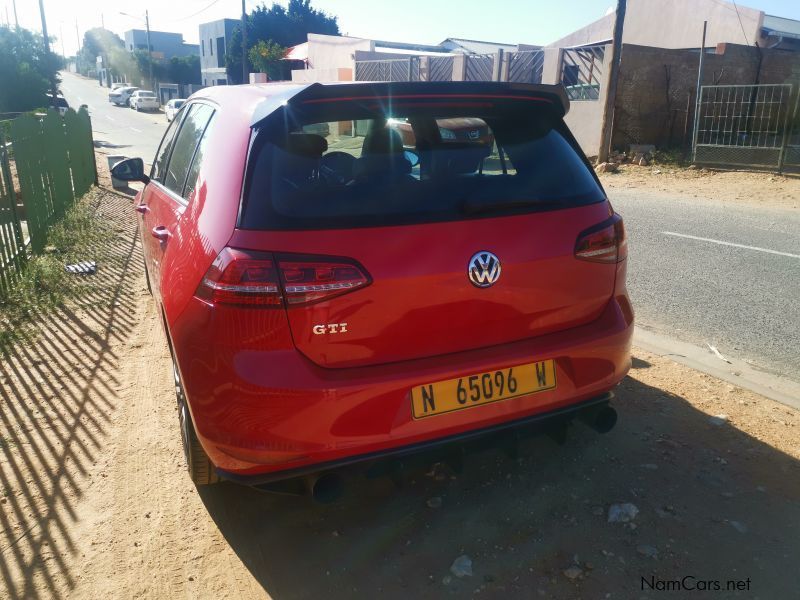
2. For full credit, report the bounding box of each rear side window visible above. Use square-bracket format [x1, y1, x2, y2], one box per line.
[241, 106, 603, 231]
[163, 104, 215, 197]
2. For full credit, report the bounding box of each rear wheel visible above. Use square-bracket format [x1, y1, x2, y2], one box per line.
[173, 354, 219, 485]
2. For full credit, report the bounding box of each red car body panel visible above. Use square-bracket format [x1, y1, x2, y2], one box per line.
[134, 82, 634, 482]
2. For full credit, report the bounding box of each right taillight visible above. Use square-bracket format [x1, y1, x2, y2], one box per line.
[195, 248, 370, 307]
[574, 213, 627, 263]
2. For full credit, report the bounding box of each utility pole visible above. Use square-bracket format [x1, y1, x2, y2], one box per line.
[75, 19, 81, 74]
[691, 21, 708, 163]
[242, 0, 248, 83]
[597, 0, 626, 163]
[145, 10, 154, 90]
[38, 0, 60, 104]
[60, 24, 66, 59]
[12, 0, 19, 29]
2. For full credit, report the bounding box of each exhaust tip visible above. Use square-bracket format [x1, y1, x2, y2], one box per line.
[593, 406, 618, 433]
[579, 405, 618, 434]
[311, 472, 344, 504]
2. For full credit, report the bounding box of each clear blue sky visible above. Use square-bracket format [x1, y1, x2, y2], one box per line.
[310, 0, 800, 46]
[6, 0, 800, 56]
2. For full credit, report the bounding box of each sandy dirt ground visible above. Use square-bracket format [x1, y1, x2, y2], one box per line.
[598, 163, 800, 211]
[1, 184, 798, 599]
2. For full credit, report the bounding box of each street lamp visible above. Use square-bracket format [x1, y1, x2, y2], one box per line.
[120, 10, 154, 90]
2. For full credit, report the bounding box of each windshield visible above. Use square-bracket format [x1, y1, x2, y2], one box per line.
[139, 92, 155, 98]
[241, 104, 603, 231]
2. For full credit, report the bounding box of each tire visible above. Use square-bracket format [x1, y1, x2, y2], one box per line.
[173, 354, 219, 485]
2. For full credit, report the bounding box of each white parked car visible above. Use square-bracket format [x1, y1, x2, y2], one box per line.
[164, 98, 186, 122]
[109, 86, 137, 106]
[129, 90, 160, 112]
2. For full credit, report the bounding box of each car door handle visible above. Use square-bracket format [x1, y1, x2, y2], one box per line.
[151, 226, 170, 241]
[135, 204, 149, 214]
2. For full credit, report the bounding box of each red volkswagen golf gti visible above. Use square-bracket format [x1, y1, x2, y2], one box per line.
[112, 81, 633, 498]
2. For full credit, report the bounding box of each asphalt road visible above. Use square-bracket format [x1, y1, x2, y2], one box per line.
[57, 69, 800, 382]
[58, 71, 168, 165]
[612, 190, 800, 380]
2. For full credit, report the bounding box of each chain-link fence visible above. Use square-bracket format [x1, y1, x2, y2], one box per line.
[692, 84, 796, 170]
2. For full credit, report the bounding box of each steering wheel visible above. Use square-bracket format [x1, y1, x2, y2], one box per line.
[319, 152, 356, 185]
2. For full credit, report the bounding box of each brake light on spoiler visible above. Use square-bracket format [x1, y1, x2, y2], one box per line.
[195, 248, 371, 307]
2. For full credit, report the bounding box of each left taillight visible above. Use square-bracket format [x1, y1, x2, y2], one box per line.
[195, 247, 282, 306]
[195, 248, 371, 307]
[574, 213, 627, 263]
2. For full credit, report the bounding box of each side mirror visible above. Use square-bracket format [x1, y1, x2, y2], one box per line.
[111, 157, 149, 184]
[404, 149, 420, 168]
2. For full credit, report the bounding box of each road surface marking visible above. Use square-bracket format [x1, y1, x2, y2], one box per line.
[662, 231, 800, 259]
[130, 127, 142, 133]
[105, 115, 116, 122]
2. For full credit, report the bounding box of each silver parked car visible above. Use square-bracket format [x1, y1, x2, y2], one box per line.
[164, 99, 186, 122]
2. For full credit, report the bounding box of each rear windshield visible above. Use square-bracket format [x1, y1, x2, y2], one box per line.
[139, 91, 155, 97]
[240, 102, 604, 230]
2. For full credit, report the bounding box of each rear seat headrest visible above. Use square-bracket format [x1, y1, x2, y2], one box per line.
[277, 133, 328, 157]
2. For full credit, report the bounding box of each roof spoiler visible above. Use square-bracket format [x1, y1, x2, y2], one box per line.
[250, 81, 570, 129]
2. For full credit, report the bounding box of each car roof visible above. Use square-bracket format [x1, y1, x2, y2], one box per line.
[189, 81, 569, 130]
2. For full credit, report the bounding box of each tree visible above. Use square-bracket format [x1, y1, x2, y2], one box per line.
[225, 0, 339, 84]
[0, 26, 61, 113]
[168, 55, 201, 85]
[79, 27, 124, 76]
[248, 40, 286, 80]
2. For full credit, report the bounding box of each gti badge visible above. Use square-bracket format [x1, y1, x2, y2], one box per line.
[312, 323, 348, 335]
[468, 251, 501, 288]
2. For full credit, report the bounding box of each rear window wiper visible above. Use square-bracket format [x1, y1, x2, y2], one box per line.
[461, 198, 556, 216]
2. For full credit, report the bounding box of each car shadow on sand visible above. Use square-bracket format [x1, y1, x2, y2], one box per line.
[198, 375, 800, 599]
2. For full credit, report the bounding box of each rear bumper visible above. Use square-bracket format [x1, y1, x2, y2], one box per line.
[173, 293, 633, 479]
[219, 392, 613, 486]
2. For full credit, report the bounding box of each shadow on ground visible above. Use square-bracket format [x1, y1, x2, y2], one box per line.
[0, 192, 141, 599]
[200, 373, 800, 599]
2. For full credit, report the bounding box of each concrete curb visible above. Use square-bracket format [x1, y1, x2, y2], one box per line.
[634, 327, 800, 410]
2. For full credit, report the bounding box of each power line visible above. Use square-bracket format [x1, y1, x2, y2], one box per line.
[731, 0, 753, 46]
[174, 0, 223, 22]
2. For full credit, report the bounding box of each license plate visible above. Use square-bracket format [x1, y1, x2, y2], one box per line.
[411, 360, 557, 419]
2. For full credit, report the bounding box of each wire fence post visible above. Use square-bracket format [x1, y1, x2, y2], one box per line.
[691, 21, 708, 164]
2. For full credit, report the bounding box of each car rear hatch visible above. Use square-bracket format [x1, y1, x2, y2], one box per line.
[225, 82, 624, 369]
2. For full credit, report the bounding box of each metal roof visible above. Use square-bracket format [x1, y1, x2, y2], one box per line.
[762, 14, 800, 39]
[439, 38, 518, 55]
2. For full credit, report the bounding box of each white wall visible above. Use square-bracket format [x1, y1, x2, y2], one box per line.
[306, 33, 373, 71]
[549, 0, 763, 49]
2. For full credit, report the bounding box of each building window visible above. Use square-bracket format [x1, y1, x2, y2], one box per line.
[216, 37, 225, 68]
[202, 40, 205, 56]
[210, 39, 213, 56]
